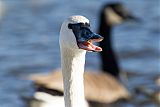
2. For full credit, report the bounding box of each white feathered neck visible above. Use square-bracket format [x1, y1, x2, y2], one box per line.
[59, 16, 89, 107]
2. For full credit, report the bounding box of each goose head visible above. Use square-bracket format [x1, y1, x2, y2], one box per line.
[60, 15, 103, 52]
[101, 3, 139, 26]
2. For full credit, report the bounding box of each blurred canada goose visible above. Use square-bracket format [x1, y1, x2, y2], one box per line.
[98, 3, 139, 78]
[26, 3, 139, 107]
[29, 69, 130, 105]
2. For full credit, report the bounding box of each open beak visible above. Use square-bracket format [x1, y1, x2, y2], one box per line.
[77, 33, 103, 52]
[69, 23, 103, 52]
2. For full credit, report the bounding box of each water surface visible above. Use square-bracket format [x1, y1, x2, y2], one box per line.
[0, 0, 159, 107]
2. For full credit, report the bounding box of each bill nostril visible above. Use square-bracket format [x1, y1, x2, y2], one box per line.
[91, 34, 103, 39]
[86, 32, 89, 35]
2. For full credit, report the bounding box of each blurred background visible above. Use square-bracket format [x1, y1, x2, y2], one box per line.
[0, 0, 159, 107]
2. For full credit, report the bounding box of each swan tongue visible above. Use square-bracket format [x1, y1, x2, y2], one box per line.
[78, 41, 102, 52]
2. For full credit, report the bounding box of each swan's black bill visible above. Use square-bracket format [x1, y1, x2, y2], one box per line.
[68, 23, 103, 52]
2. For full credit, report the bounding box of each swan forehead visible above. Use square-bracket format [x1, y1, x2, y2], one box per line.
[68, 15, 89, 24]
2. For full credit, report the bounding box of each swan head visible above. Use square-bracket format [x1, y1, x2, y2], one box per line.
[60, 15, 103, 52]
[101, 3, 139, 26]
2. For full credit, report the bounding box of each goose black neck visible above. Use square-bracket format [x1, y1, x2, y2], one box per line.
[98, 20, 120, 78]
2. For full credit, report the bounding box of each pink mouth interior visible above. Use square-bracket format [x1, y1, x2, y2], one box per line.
[78, 40, 102, 52]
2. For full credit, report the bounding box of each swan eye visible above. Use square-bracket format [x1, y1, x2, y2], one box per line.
[68, 23, 90, 30]
[68, 23, 81, 30]
[79, 23, 90, 28]
[85, 22, 90, 27]
[68, 24, 72, 29]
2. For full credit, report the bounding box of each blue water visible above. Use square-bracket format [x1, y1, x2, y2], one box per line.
[0, 0, 159, 107]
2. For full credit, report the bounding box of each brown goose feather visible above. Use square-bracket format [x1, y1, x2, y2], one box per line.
[29, 69, 130, 103]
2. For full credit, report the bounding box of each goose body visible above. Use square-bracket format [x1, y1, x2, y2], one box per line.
[29, 92, 64, 107]
[28, 71, 130, 107]
[30, 70, 130, 103]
